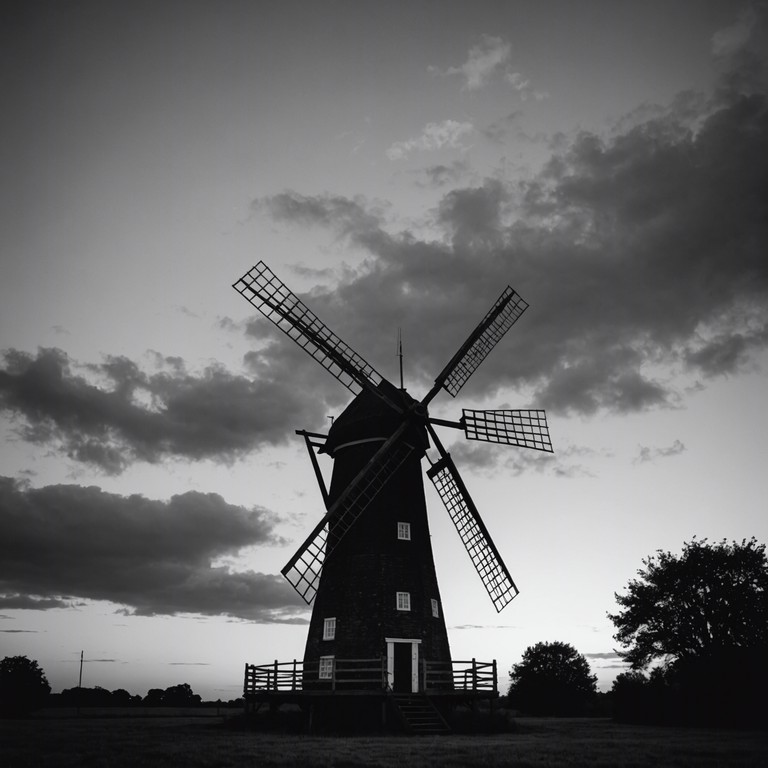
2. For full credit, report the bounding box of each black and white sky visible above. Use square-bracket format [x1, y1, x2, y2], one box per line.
[1, 1, 766, 699]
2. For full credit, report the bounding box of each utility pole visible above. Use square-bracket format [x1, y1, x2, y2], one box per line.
[77, 650, 83, 717]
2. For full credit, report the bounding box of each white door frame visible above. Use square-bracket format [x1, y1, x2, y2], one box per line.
[385, 637, 421, 693]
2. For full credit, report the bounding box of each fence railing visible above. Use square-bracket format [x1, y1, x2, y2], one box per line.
[244, 658, 497, 695]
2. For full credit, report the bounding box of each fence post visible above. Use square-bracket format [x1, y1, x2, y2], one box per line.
[492, 659, 498, 694]
[472, 658, 478, 692]
[292, 658, 297, 690]
[273, 659, 278, 691]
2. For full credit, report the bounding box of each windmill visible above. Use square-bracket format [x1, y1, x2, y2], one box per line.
[234, 261, 552, 695]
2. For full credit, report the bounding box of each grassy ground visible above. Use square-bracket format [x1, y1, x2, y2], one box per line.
[1, 711, 766, 767]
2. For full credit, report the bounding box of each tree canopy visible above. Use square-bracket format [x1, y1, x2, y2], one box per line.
[508, 641, 597, 716]
[609, 537, 768, 669]
[0, 655, 51, 717]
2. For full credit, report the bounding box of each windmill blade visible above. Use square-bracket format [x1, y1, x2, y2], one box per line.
[463, 409, 553, 452]
[424, 287, 528, 405]
[426, 453, 519, 612]
[282, 421, 415, 603]
[234, 262, 401, 412]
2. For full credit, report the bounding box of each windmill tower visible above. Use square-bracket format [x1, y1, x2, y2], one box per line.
[234, 262, 552, 695]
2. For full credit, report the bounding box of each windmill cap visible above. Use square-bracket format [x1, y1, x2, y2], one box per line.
[323, 387, 428, 456]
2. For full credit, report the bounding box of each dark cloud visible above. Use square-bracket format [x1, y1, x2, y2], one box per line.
[0, 595, 70, 610]
[0, 629, 38, 633]
[0, 347, 326, 474]
[250, 50, 768, 417]
[0, 477, 307, 623]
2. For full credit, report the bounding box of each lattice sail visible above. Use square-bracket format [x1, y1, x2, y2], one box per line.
[438, 287, 528, 398]
[427, 455, 518, 612]
[463, 409, 552, 452]
[282, 427, 414, 604]
[233, 262, 386, 400]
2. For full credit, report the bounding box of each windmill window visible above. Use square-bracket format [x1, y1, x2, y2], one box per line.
[396, 591, 411, 611]
[318, 656, 334, 680]
[431, 599, 439, 618]
[323, 617, 336, 640]
[397, 522, 411, 540]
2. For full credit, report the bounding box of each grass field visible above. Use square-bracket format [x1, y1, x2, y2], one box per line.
[1, 711, 767, 767]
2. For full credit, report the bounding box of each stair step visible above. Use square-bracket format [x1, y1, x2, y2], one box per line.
[391, 694, 451, 735]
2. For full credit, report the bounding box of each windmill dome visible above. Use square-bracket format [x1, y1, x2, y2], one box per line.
[324, 387, 429, 458]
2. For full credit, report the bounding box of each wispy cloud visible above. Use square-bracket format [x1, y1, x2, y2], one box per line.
[634, 439, 686, 464]
[429, 34, 547, 99]
[505, 71, 549, 101]
[412, 160, 470, 188]
[712, 5, 758, 57]
[386, 120, 473, 161]
[429, 34, 511, 90]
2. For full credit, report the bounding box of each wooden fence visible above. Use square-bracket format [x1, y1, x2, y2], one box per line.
[244, 658, 497, 695]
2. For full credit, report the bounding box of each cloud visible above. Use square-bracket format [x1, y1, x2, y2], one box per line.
[634, 439, 686, 465]
[450, 624, 519, 630]
[430, 35, 510, 90]
[505, 72, 549, 101]
[712, 6, 758, 58]
[0, 347, 326, 474]
[430, 35, 546, 99]
[412, 160, 470, 188]
[386, 120, 473, 161]
[0, 595, 71, 610]
[584, 652, 623, 660]
[0, 477, 307, 622]
[447, 439, 595, 479]
[253, 49, 768, 418]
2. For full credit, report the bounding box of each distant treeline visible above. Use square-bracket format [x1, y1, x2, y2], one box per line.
[50, 683, 243, 709]
[611, 647, 768, 728]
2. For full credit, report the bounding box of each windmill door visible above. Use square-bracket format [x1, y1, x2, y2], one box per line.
[386, 638, 420, 693]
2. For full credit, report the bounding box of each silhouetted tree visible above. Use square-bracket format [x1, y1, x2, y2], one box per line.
[609, 538, 768, 668]
[162, 683, 201, 707]
[508, 641, 597, 715]
[609, 538, 768, 726]
[142, 683, 201, 707]
[143, 687, 165, 706]
[0, 655, 51, 717]
[110, 688, 140, 706]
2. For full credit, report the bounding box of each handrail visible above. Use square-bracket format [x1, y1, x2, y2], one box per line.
[244, 658, 498, 695]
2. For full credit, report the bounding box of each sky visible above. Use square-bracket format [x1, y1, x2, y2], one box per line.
[1, 0, 767, 701]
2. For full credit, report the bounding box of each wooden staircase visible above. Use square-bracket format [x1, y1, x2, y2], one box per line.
[391, 694, 451, 735]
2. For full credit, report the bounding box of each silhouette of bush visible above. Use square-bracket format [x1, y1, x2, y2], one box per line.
[508, 641, 597, 716]
[142, 683, 201, 706]
[0, 655, 51, 717]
